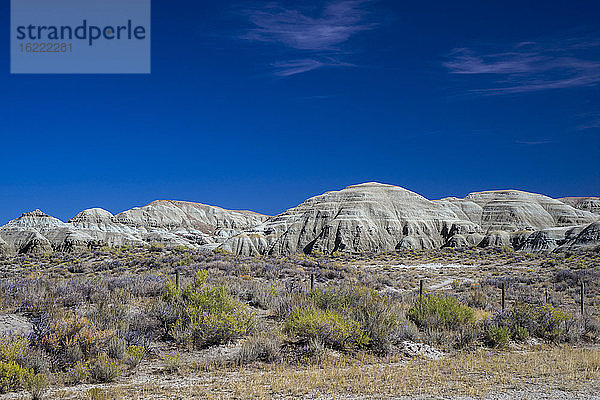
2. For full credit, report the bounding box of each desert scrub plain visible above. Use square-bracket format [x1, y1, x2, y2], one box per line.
[0, 245, 598, 399]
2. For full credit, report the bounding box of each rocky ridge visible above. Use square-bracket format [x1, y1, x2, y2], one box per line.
[0, 202, 268, 256]
[559, 197, 600, 215]
[0, 183, 598, 256]
[219, 183, 598, 255]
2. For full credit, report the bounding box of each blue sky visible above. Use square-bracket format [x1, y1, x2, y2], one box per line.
[1, 0, 599, 224]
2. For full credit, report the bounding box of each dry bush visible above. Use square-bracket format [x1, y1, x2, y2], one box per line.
[234, 333, 282, 366]
[89, 353, 124, 383]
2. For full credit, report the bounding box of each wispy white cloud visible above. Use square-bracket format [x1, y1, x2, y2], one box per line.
[444, 38, 600, 94]
[577, 112, 600, 131]
[243, 1, 374, 50]
[515, 139, 553, 145]
[271, 58, 354, 77]
[271, 59, 325, 76]
[240, 0, 377, 76]
[299, 94, 337, 100]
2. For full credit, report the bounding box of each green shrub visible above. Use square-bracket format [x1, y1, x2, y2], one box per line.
[35, 315, 112, 371]
[533, 304, 570, 341]
[467, 289, 489, 309]
[346, 289, 412, 354]
[514, 325, 530, 341]
[0, 336, 29, 363]
[484, 325, 510, 348]
[124, 345, 146, 370]
[67, 361, 89, 385]
[311, 286, 415, 354]
[495, 303, 571, 343]
[312, 289, 359, 311]
[149, 243, 165, 253]
[0, 336, 49, 377]
[0, 361, 31, 393]
[24, 373, 49, 400]
[105, 336, 126, 360]
[266, 291, 311, 320]
[453, 324, 480, 349]
[89, 354, 123, 383]
[162, 352, 181, 373]
[89, 293, 130, 331]
[408, 294, 475, 330]
[284, 307, 369, 350]
[164, 272, 254, 349]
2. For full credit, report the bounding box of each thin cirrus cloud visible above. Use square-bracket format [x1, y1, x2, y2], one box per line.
[444, 38, 600, 94]
[515, 139, 553, 145]
[577, 112, 600, 131]
[270, 59, 325, 77]
[240, 0, 377, 76]
[271, 58, 354, 77]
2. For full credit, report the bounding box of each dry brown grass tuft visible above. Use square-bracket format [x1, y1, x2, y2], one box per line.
[224, 347, 600, 398]
[52, 346, 600, 399]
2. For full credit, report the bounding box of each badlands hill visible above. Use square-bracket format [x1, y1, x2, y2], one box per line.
[220, 183, 598, 255]
[0, 201, 267, 256]
[559, 197, 600, 215]
[0, 183, 598, 256]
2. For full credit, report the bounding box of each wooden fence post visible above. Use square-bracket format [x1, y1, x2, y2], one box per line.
[310, 273, 315, 293]
[176, 270, 180, 290]
[501, 283, 506, 311]
[581, 281, 585, 316]
[419, 279, 424, 299]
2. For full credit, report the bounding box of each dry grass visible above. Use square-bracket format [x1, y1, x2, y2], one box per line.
[51, 346, 600, 399]
[224, 347, 600, 398]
